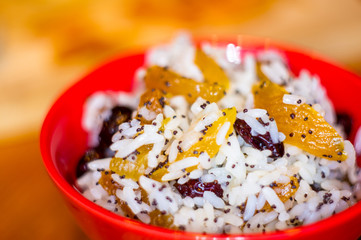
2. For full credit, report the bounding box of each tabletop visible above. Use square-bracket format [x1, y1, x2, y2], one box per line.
[1, 0, 361, 239]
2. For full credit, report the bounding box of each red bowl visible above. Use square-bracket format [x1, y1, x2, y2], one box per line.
[40, 37, 361, 240]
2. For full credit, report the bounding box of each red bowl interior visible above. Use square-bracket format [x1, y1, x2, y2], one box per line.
[40, 37, 361, 240]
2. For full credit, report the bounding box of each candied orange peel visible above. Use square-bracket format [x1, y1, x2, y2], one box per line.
[136, 88, 168, 124]
[110, 144, 152, 181]
[98, 171, 136, 218]
[262, 175, 299, 211]
[194, 48, 229, 89]
[150, 107, 237, 181]
[253, 71, 347, 161]
[99, 171, 176, 228]
[144, 49, 230, 103]
[271, 175, 299, 203]
[144, 66, 226, 103]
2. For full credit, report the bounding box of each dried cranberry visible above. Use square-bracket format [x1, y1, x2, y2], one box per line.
[76, 149, 101, 178]
[174, 179, 223, 198]
[234, 118, 284, 159]
[76, 106, 132, 177]
[336, 112, 353, 139]
[97, 106, 132, 157]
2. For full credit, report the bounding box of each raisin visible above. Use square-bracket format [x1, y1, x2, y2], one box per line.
[76, 106, 132, 178]
[234, 118, 284, 159]
[97, 106, 132, 157]
[174, 179, 223, 198]
[76, 149, 101, 178]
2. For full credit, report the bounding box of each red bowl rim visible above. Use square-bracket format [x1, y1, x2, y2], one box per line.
[40, 35, 361, 239]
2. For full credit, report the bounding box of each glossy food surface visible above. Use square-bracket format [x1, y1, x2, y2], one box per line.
[150, 107, 236, 181]
[253, 76, 346, 161]
[40, 39, 361, 240]
[144, 65, 226, 103]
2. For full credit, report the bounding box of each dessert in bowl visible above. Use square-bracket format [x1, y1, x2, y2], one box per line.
[41, 34, 361, 239]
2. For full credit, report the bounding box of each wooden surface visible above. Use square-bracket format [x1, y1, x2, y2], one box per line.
[0, 134, 87, 240]
[1, 0, 361, 239]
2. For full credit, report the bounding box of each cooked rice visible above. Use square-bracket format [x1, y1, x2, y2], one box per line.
[76, 34, 361, 234]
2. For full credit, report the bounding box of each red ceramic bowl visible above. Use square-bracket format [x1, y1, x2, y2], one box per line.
[40, 37, 361, 240]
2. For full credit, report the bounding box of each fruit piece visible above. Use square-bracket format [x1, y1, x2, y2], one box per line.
[136, 89, 168, 124]
[98, 106, 133, 155]
[271, 176, 299, 203]
[110, 144, 152, 181]
[77, 106, 132, 178]
[76, 149, 100, 178]
[99, 176, 176, 229]
[194, 49, 230, 89]
[99, 174, 170, 224]
[144, 66, 226, 103]
[109, 114, 172, 182]
[139, 188, 176, 229]
[148, 209, 177, 230]
[253, 74, 347, 161]
[98, 171, 135, 218]
[150, 107, 237, 181]
[263, 175, 299, 211]
[234, 118, 284, 159]
[160, 117, 171, 132]
[98, 170, 122, 196]
[174, 178, 223, 198]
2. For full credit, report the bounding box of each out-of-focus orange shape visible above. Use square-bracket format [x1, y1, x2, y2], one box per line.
[144, 66, 226, 103]
[136, 89, 168, 124]
[194, 49, 230, 89]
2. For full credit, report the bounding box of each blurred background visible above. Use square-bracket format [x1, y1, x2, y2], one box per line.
[1, 0, 361, 239]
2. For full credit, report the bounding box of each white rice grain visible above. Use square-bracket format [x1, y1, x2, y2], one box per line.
[203, 191, 225, 209]
[223, 213, 244, 227]
[87, 158, 112, 171]
[246, 109, 268, 118]
[189, 169, 203, 179]
[256, 192, 266, 210]
[201, 173, 216, 183]
[244, 115, 266, 135]
[162, 170, 186, 182]
[216, 122, 231, 145]
[168, 157, 199, 172]
[112, 175, 139, 189]
[262, 187, 285, 213]
[282, 94, 306, 106]
[168, 140, 180, 163]
[244, 194, 257, 221]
